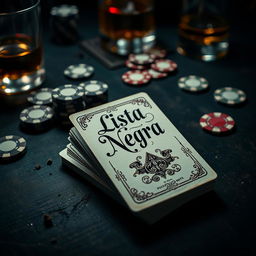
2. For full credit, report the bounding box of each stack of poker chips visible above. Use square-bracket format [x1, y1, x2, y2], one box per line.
[50, 5, 79, 44]
[52, 84, 86, 126]
[79, 80, 108, 107]
[19, 105, 54, 132]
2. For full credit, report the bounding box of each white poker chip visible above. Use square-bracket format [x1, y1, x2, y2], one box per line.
[51, 5, 78, 18]
[151, 59, 177, 73]
[64, 64, 94, 80]
[27, 88, 52, 105]
[0, 135, 27, 162]
[122, 70, 151, 85]
[128, 53, 155, 65]
[52, 84, 84, 102]
[178, 75, 209, 92]
[214, 87, 246, 105]
[148, 69, 168, 79]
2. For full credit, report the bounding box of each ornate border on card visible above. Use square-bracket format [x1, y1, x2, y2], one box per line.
[76, 96, 152, 130]
[109, 136, 208, 204]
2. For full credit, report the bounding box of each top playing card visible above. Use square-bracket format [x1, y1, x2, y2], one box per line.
[69, 92, 217, 212]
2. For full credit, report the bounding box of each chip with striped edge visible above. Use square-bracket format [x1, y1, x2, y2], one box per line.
[27, 88, 53, 105]
[214, 87, 246, 105]
[122, 70, 151, 85]
[52, 84, 84, 102]
[20, 105, 54, 131]
[64, 64, 94, 80]
[151, 59, 177, 73]
[199, 112, 235, 134]
[125, 60, 148, 70]
[148, 69, 168, 79]
[128, 53, 156, 65]
[80, 80, 108, 96]
[0, 135, 27, 162]
[178, 75, 208, 92]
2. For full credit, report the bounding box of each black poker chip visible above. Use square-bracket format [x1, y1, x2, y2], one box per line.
[0, 135, 26, 162]
[27, 88, 53, 106]
[20, 105, 54, 132]
[214, 87, 246, 105]
[64, 64, 94, 80]
[52, 84, 84, 103]
[178, 75, 209, 92]
[79, 80, 108, 107]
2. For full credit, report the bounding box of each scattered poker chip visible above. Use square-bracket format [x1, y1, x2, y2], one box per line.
[27, 88, 53, 105]
[128, 53, 155, 65]
[122, 70, 151, 85]
[145, 47, 167, 59]
[80, 80, 108, 107]
[52, 84, 84, 102]
[0, 135, 26, 162]
[148, 69, 168, 79]
[20, 105, 54, 131]
[199, 112, 235, 134]
[151, 59, 177, 73]
[178, 75, 208, 92]
[125, 60, 147, 70]
[214, 87, 246, 105]
[50, 5, 78, 18]
[64, 64, 94, 80]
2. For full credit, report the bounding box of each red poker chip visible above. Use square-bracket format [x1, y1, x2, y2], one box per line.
[148, 69, 168, 79]
[151, 59, 177, 73]
[145, 47, 167, 59]
[199, 112, 235, 134]
[125, 60, 148, 70]
[128, 53, 156, 65]
[122, 70, 151, 85]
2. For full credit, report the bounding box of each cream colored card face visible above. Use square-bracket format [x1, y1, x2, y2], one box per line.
[70, 92, 217, 212]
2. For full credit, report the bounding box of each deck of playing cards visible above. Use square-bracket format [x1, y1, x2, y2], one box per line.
[59, 93, 217, 223]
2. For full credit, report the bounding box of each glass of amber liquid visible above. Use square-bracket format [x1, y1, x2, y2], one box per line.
[0, 0, 45, 95]
[98, 0, 156, 55]
[177, 0, 229, 61]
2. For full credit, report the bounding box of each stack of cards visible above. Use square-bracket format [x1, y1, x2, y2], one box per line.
[60, 93, 217, 223]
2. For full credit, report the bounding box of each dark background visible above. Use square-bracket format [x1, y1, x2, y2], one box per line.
[1, 0, 256, 256]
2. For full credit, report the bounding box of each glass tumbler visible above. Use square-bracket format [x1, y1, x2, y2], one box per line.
[177, 0, 229, 61]
[98, 0, 156, 55]
[0, 0, 45, 95]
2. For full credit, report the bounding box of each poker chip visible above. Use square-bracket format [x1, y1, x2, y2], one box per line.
[145, 47, 167, 59]
[128, 53, 155, 65]
[27, 88, 53, 105]
[199, 112, 235, 134]
[80, 80, 108, 107]
[52, 84, 84, 102]
[151, 59, 177, 73]
[52, 84, 86, 124]
[148, 69, 168, 79]
[64, 64, 94, 80]
[178, 75, 208, 92]
[20, 105, 54, 132]
[125, 60, 147, 70]
[50, 5, 78, 18]
[0, 135, 27, 162]
[214, 87, 246, 105]
[122, 70, 151, 85]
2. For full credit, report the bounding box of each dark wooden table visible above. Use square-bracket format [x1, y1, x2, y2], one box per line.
[0, 15, 256, 256]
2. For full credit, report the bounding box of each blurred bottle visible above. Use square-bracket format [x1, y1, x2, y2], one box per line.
[177, 0, 229, 61]
[98, 0, 156, 55]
